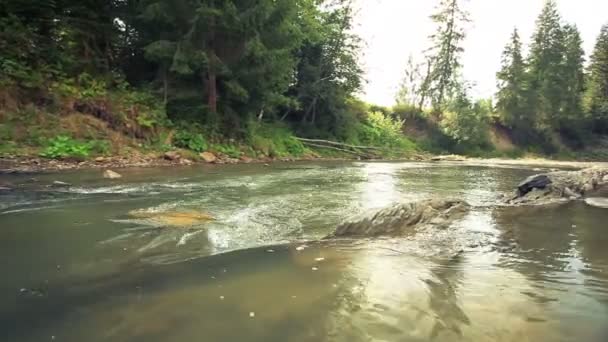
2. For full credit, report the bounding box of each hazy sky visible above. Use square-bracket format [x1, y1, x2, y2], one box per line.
[353, 0, 608, 106]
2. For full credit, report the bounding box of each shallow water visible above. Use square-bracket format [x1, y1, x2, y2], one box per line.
[0, 161, 607, 341]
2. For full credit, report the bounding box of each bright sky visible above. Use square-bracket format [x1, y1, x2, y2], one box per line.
[353, 0, 608, 106]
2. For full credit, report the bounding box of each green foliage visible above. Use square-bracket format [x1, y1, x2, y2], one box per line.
[212, 144, 242, 158]
[586, 24, 608, 134]
[441, 87, 491, 149]
[248, 122, 306, 157]
[40, 136, 92, 159]
[427, 0, 471, 110]
[173, 128, 208, 153]
[357, 111, 417, 153]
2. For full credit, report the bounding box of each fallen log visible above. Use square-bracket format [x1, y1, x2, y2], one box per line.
[295, 137, 384, 151]
[300, 142, 377, 159]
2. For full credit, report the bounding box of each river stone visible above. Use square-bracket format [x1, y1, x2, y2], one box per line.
[103, 169, 122, 179]
[200, 152, 217, 163]
[584, 198, 608, 209]
[508, 167, 608, 205]
[327, 199, 470, 238]
[128, 210, 215, 227]
[517, 174, 552, 196]
[164, 151, 181, 161]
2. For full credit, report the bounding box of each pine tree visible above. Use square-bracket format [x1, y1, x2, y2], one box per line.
[527, 0, 565, 130]
[496, 28, 529, 130]
[426, 0, 471, 111]
[560, 24, 585, 126]
[586, 24, 608, 134]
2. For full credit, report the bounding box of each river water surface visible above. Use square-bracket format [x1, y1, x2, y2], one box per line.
[0, 162, 607, 341]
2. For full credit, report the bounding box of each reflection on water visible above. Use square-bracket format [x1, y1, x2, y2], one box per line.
[1, 162, 607, 341]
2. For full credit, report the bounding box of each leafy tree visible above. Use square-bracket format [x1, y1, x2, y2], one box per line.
[442, 82, 489, 148]
[287, 0, 363, 139]
[586, 24, 608, 134]
[396, 55, 424, 107]
[426, 0, 471, 110]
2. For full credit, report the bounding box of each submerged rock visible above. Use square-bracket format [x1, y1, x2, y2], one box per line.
[128, 210, 215, 227]
[327, 199, 470, 238]
[103, 169, 122, 179]
[508, 167, 608, 205]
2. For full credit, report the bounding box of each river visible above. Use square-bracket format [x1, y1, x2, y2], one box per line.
[0, 161, 607, 341]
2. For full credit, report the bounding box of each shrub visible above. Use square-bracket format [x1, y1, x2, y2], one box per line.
[173, 130, 208, 152]
[357, 111, 417, 153]
[40, 135, 92, 159]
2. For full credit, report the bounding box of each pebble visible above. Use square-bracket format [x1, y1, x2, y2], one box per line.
[314, 257, 325, 262]
[249, 312, 255, 318]
[220, 296, 225, 300]
[312, 267, 319, 271]
[295, 245, 307, 251]
[266, 249, 275, 253]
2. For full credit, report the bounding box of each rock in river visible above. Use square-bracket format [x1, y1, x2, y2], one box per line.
[103, 169, 122, 179]
[327, 199, 470, 238]
[585, 198, 608, 209]
[508, 167, 608, 205]
[128, 210, 215, 227]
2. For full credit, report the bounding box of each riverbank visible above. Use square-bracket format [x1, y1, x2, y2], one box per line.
[2, 151, 606, 174]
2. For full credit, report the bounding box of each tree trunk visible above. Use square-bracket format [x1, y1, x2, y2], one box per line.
[206, 71, 217, 114]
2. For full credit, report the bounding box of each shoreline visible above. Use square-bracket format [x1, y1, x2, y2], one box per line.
[1, 153, 607, 174]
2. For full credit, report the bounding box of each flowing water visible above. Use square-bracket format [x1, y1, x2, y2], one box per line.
[0, 162, 607, 342]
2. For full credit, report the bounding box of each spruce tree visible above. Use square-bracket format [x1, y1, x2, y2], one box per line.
[426, 0, 471, 111]
[527, 0, 565, 130]
[496, 28, 529, 131]
[560, 24, 586, 127]
[586, 24, 608, 134]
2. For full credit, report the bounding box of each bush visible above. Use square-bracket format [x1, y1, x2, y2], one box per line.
[213, 144, 241, 158]
[40, 135, 92, 159]
[173, 129, 208, 152]
[356, 111, 417, 153]
[248, 122, 306, 157]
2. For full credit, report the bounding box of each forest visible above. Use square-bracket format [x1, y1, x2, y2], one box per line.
[1, 0, 608, 162]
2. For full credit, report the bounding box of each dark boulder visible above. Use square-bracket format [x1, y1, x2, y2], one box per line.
[517, 174, 552, 196]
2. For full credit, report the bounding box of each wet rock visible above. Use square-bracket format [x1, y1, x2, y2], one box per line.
[180, 159, 194, 166]
[508, 167, 608, 205]
[95, 157, 105, 163]
[128, 210, 214, 227]
[50, 181, 71, 187]
[200, 152, 217, 163]
[164, 151, 181, 161]
[103, 169, 122, 179]
[585, 198, 608, 209]
[430, 155, 467, 162]
[327, 199, 470, 238]
[517, 174, 552, 196]
[239, 156, 253, 163]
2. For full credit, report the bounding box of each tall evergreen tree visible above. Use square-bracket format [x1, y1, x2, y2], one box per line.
[560, 24, 586, 128]
[496, 28, 529, 131]
[586, 24, 608, 134]
[527, 0, 565, 130]
[426, 0, 470, 111]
